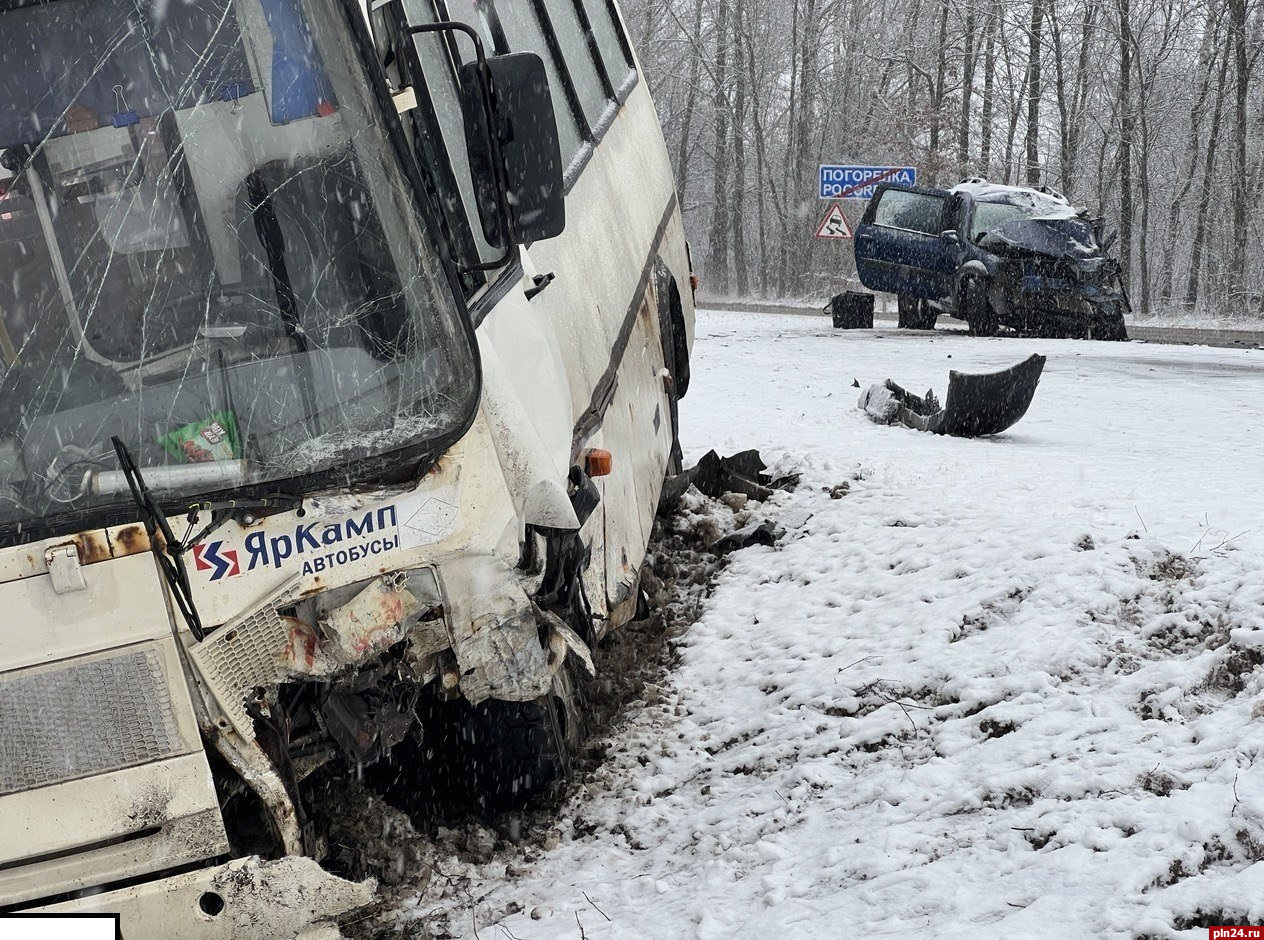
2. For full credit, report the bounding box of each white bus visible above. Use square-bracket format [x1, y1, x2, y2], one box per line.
[0, 0, 694, 932]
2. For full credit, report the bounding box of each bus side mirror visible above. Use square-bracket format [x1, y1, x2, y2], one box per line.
[459, 53, 566, 249]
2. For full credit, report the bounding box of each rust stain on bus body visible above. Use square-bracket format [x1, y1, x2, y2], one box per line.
[57, 524, 153, 567]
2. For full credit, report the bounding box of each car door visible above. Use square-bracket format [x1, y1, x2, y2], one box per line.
[854, 184, 957, 301]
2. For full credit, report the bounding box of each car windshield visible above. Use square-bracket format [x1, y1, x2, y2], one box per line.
[0, 0, 478, 534]
[967, 189, 1079, 242]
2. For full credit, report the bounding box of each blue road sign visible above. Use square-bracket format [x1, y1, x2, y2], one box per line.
[819, 165, 918, 200]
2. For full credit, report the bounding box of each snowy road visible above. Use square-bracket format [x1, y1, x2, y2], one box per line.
[684, 312, 1264, 555]
[699, 298, 1264, 350]
[417, 311, 1264, 940]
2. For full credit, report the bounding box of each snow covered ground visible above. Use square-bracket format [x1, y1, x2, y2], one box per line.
[413, 311, 1264, 939]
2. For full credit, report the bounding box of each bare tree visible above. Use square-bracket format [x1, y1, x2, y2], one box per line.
[1023, 0, 1044, 186]
[959, 2, 979, 164]
[673, 0, 705, 210]
[706, 0, 732, 293]
[1117, 0, 1134, 295]
[979, 0, 999, 170]
[731, 0, 750, 295]
[1228, 0, 1248, 306]
[1185, 50, 1230, 310]
[623, 0, 1250, 315]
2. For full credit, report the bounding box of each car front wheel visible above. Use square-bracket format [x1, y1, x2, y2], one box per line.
[961, 277, 998, 337]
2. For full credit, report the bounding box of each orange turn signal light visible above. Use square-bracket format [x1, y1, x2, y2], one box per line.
[689, 273, 701, 292]
[585, 448, 613, 477]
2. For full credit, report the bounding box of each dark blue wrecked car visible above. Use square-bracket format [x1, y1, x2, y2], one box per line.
[853, 180, 1129, 340]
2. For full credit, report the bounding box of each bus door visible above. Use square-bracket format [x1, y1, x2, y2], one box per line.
[373, 0, 578, 528]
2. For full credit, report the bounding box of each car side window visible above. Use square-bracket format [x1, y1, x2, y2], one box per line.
[873, 191, 946, 236]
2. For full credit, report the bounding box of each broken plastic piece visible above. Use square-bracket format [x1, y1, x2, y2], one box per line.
[536, 603, 596, 678]
[320, 578, 418, 665]
[658, 449, 799, 512]
[713, 520, 782, 556]
[859, 353, 1046, 437]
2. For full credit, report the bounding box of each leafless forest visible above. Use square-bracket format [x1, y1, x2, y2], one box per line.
[622, 0, 1259, 318]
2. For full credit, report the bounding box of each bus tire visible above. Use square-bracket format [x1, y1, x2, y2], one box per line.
[662, 278, 687, 476]
[457, 658, 588, 811]
[381, 692, 568, 816]
[658, 266, 691, 400]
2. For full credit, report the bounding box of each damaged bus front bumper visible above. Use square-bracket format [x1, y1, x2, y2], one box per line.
[32, 856, 375, 939]
[1, 415, 590, 929]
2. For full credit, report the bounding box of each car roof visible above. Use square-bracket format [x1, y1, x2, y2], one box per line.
[951, 180, 1081, 219]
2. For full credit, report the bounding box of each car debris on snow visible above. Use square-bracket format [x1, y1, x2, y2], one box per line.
[859, 353, 1046, 436]
[658, 448, 799, 512]
[654, 450, 801, 554]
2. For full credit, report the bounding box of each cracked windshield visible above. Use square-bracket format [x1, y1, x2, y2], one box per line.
[5, 0, 1264, 937]
[0, 0, 476, 533]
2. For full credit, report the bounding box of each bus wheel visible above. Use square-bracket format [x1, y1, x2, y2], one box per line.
[663, 284, 686, 476]
[549, 657, 589, 768]
[380, 691, 569, 816]
[462, 658, 589, 810]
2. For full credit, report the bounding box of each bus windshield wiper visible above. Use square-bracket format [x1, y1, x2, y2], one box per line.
[111, 436, 205, 641]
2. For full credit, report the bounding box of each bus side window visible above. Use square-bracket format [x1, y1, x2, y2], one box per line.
[537, 0, 609, 128]
[397, 0, 503, 290]
[437, 0, 497, 48]
[489, 3, 584, 172]
[579, 0, 637, 93]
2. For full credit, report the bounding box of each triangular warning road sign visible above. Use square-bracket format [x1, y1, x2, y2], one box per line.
[815, 202, 853, 240]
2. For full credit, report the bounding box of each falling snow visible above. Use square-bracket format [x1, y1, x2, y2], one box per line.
[396, 310, 1264, 940]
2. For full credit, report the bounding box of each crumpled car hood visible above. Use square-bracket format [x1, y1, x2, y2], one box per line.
[980, 218, 1101, 262]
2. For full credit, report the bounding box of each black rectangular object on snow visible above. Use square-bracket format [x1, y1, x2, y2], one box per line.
[828, 291, 874, 329]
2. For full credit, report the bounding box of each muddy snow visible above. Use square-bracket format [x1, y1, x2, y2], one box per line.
[382, 311, 1264, 939]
